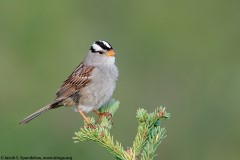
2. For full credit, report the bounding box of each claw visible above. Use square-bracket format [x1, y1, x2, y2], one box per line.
[93, 110, 113, 123]
[87, 124, 96, 129]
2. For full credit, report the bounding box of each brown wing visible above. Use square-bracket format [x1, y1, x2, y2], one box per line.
[55, 63, 94, 102]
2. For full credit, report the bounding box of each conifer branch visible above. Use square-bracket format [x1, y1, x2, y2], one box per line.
[73, 99, 170, 160]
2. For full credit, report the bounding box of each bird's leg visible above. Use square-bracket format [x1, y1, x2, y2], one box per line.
[93, 110, 112, 123]
[77, 109, 95, 129]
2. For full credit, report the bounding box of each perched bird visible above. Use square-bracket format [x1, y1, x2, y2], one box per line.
[19, 40, 118, 128]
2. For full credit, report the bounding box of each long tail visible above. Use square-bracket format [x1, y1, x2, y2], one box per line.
[19, 104, 53, 124]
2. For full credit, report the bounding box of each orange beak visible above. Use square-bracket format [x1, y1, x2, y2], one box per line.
[106, 50, 115, 57]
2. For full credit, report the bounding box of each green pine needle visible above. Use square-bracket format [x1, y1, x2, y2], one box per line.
[73, 99, 170, 160]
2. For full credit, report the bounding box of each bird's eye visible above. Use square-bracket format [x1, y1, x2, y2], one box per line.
[97, 51, 104, 54]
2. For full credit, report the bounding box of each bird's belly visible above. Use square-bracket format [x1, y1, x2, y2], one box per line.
[77, 80, 116, 113]
[76, 65, 118, 113]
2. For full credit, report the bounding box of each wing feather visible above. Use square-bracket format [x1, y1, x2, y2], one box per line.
[55, 63, 94, 101]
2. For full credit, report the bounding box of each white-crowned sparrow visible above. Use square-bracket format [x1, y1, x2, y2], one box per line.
[19, 40, 118, 127]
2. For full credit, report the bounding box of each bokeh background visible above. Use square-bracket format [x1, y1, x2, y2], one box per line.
[0, 0, 240, 159]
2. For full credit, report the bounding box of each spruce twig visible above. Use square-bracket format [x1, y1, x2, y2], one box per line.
[73, 99, 170, 160]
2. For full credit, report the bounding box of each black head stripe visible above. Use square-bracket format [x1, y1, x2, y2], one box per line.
[90, 46, 95, 52]
[90, 40, 113, 53]
[95, 40, 112, 50]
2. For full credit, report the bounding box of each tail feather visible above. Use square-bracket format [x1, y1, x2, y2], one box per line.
[19, 104, 52, 124]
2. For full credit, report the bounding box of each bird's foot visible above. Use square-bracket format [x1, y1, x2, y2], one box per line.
[87, 123, 96, 129]
[97, 112, 112, 123]
[93, 110, 112, 124]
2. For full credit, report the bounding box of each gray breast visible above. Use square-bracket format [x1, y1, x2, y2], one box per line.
[78, 64, 118, 112]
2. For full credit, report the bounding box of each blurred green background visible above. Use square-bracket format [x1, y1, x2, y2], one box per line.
[0, 0, 240, 159]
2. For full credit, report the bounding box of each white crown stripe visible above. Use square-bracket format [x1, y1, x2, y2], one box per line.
[92, 44, 103, 51]
[101, 41, 111, 49]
